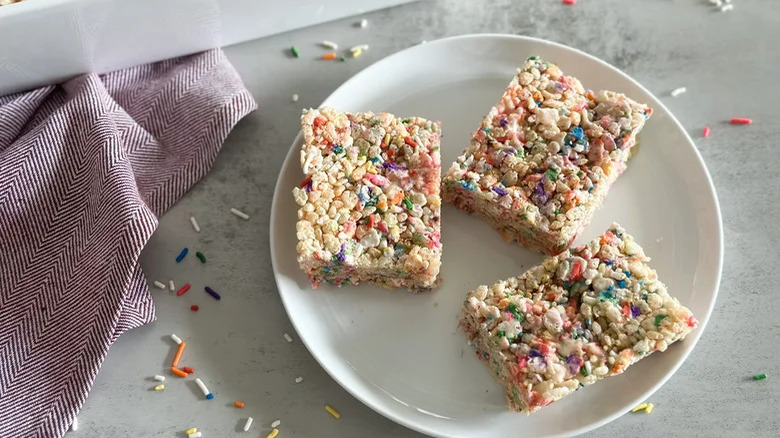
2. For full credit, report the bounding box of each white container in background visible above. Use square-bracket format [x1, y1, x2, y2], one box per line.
[0, 0, 414, 94]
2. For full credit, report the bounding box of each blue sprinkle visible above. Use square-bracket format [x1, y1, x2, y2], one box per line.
[369, 157, 380, 163]
[460, 180, 476, 191]
[535, 101, 541, 106]
[570, 126, 585, 141]
[624, 270, 631, 277]
[175, 248, 188, 263]
[617, 280, 627, 288]
[604, 260, 614, 266]
[206, 393, 214, 400]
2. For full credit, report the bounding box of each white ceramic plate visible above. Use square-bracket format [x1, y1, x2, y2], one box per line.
[270, 34, 722, 438]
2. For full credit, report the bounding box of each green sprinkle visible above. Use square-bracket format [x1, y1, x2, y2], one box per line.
[581, 367, 589, 377]
[507, 304, 524, 322]
[291, 46, 300, 58]
[753, 373, 767, 381]
[654, 314, 667, 327]
[403, 198, 413, 210]
[340, 55, 346, 62]
[497, 330, 506, 338]
[195, 251, 206, 263]
[521, 213, 528, 221]
[402, 118, 412, 123]
[529, 55, 539, 61]
[545, 168, 559, 181]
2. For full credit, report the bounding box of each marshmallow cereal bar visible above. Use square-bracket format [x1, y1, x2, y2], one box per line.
[460, 223, 696, 413]
[293, 107, 442, 291]
[443, 57, 652, 255]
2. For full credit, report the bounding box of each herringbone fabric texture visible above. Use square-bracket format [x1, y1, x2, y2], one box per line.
[0, 49, 257, 437]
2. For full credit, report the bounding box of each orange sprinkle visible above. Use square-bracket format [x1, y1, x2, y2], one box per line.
[171, 367, 188, 378]
[172, 342, 186, 367]
[234, 401, 245, 408]
[389, 192, 404, 205]
[182, 366, 195, 374]
[322, 52, 337, 60]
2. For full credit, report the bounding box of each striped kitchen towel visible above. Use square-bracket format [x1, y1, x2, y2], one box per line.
[0, 49, 257, 437]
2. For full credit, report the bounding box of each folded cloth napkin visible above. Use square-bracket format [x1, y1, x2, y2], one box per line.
[0, 49, 256, 437]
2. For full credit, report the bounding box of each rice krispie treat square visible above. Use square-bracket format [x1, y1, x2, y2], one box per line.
[443, 57, 653, 255]
[293, 107, 442, 291]
[460, 223, 696, 414]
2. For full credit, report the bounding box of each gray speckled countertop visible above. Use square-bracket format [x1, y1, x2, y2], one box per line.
[76, 1, 780, 437]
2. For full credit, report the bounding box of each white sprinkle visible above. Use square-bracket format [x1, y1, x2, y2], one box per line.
[708, 0, 722, 5]
[720, 3, 733, 11]
[283, 332, 293, 343]
[292, 94, 299, 102]
[230, 207, 250, 220]
[169, 280, 175, 291]
[295, 376, 303, 383]
[188, 433, 202, 438]
[195, 378, 211, 398]
[153, 281, 167, 290]
[71, 416, 79, 431]
[154, 375, 166, 382]
[420, 40, 427, 44]
[170, 334, 183, 345]
[349, 44, 369, 52]
[243, 417, 254, 432]
[670, 87, 687, 97]
[189, 216, 200, 232]
[271, 420, 281, 428]
[321, 40, 338, 50]
[360, 18, 368, 28]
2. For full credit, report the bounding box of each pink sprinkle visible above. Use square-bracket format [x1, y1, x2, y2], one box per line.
[702, 126, 711, 138]
[562, 0, 576, 4]
[364, 173, 389, 186]
[730, 117, 752, 125]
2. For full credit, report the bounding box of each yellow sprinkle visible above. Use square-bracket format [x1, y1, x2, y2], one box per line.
[266, 428, 279, 438]
[351, 48, 363, 58]
[645, 403, 654, 414]
[325, 404, 341, 419]
[631, 403, 648, 413]
[185, 428, 197, 435]
[154, 384, 165, 391]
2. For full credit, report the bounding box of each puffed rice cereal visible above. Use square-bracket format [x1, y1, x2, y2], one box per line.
[294, 107, 442, 291]
[442, 57, 652, 255]
[460, 223, 697, 413]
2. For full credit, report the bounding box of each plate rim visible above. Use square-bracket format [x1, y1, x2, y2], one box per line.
[269, 33, 724, 438]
